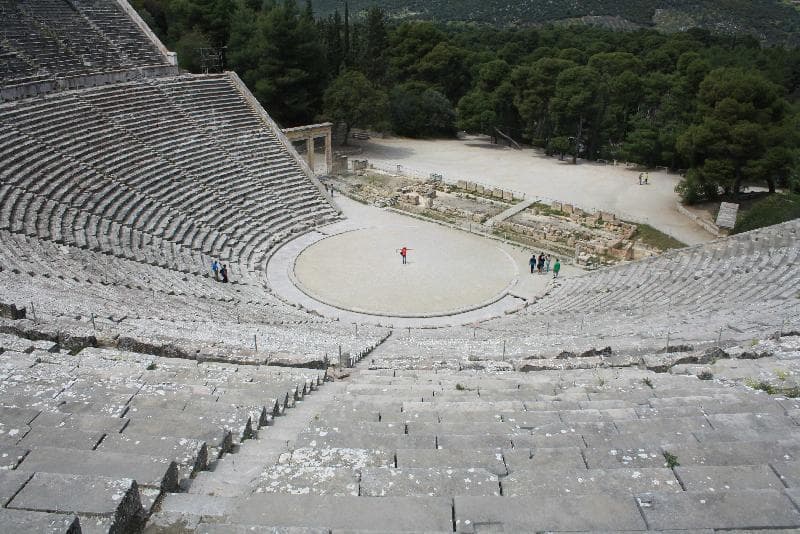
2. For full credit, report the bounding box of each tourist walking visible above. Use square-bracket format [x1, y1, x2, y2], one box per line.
[220, 264, 228, 283]
[537, 253, 545, 274]
[400, 246, 408, 265]
[638, 173, 643, 185]
[529, 254, 536, 274]
[644, 172, 649, 185]
[553, 259, 561, 278]
[545, 254, 551, 273]
[211, 259, 219, 281]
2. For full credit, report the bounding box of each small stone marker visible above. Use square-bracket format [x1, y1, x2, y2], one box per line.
[716, 202, 739, 229]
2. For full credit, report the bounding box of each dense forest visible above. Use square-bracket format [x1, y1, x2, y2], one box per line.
[307, 0, 800, 48]
[133, 0, 800, 203]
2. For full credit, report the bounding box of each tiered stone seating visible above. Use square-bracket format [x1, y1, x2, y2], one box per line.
[0, 73, 338, 277]
[0, 329, 325, 531]
[150, 364, 800, 531]
[0, 0, 169, 87]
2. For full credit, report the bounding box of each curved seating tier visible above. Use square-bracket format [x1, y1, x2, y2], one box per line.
[0, 0, 168, 87]
[0, 73, 338, 278]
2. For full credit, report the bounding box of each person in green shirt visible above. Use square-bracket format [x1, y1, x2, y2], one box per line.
[552, 259, 561, 278]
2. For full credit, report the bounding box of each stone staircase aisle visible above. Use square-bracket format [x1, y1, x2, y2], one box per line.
[146, 358, 800, 533]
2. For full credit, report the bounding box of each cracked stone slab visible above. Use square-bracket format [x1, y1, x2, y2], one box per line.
[283, 447, 394, 469]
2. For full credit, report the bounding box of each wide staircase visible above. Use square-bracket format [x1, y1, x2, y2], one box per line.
[147, 335, 800, 531]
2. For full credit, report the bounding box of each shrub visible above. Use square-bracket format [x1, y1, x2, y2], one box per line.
[733, 193, 800, 234]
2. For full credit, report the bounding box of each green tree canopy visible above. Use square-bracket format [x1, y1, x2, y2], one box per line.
[323, 69, 389, 144]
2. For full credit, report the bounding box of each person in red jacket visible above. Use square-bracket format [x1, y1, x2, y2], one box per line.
[400, 246, 408, 264]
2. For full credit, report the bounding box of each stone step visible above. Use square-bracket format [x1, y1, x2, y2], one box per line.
[637, 489, 800, 530]
[454, 494, 647, 532]
[502, 466, 680, 497]
[7, 472, 140, 533]
[0, 508, 80, 534]
[17, 446, 179, 491]
[252, 465, 359, 496]
[225, 494, 453, 532]
[396, 449, 507, 476]
[360, 467, 500, 497]
[97, 432, 209, 480]
[674, 465, 785, 491]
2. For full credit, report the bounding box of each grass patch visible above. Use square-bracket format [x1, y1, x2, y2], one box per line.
[146, 362, 157, 370]
[642, 377, 654, 388]
[745, 377, 800, 397]
[663, 451, 680, 468]
[632, 224, 686, 250]
[734, 193, 800, 234]
[531, 201, 563, 217]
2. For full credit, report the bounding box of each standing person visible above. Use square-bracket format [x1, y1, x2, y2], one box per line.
[638, 173, 643, 185]
[220, 264, 228, 283]
[545, 254, 551, 273]
[529, 254, 536, 274]
[400, 246, 408, 265]
[644, 172, 649, 185]
[553, 258, 561, 278]
[537, 253, 545, 274]
[211, 259, 219, 281]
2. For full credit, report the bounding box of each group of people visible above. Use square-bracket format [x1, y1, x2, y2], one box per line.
[638, 172, 650, 185]
[211, 260, 229, 283]
[530, 253, 560, 278]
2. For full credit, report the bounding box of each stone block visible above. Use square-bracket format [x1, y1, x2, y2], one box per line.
[772, 461, 800, 487]
[492, 188, 503, 198]
[8, 472, 140, 532]
[637, 489, 800, 530]
[675, 465, 784, 491]
[97, 432, 208, 479]
[551, 201, 562, 211]
[361, 467, 500, 497]
[396, 449, 507, 475]
[503, 466, 680, 497]
[563, 203, 574, 213]
[284, 447, 394, 469]
[454, 494, 646, 532]
[456, 180, 467, 190]
[475, 185, 484, 194]
[18, 447, 179, 490]
[253, 466, 359, 496]
[229, 495, 453, 532]
[0, 509, 79, 533]
[17, 427, 104, 450]
[502, 191, 513, 201]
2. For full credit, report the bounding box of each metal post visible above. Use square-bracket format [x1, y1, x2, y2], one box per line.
[502, 340, 506, 361]
[30, 303, 36, 322]
[338, 345, 343, 367]
[665, 331, 670, 353]
[253, 334, 258, 352]
[90, 313, 96, 331]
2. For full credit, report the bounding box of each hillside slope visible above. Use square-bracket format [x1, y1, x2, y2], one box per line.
[310, 0, 800, 46]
